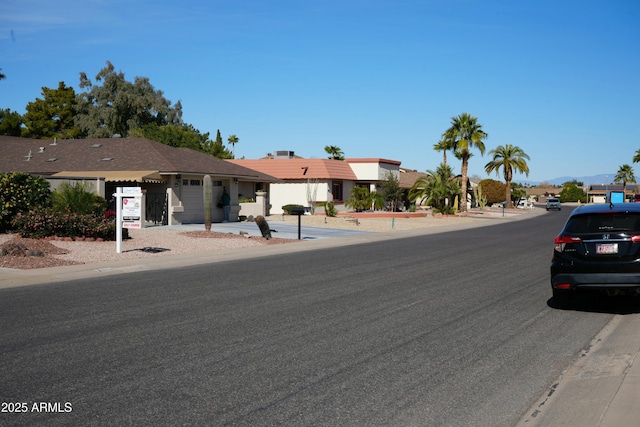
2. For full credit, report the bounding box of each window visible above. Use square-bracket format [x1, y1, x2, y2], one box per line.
[332, 181, 343, 202]
[190, 179, 201, 186]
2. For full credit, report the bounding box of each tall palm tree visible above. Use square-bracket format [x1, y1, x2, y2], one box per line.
[614, 164, 635, 197]
[433, 134, 455, 165]
[633, 149, 640, 164]
[324, 145, 345, 160]
[484, 144, 530, 208]
[444, 113, 488, 212]
[227, 134, 239, 159]
[409, 163, 461, 213]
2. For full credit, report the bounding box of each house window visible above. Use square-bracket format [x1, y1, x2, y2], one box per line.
[190, 179, 201, 186]
[332, 181, 343, 202]
[182, 179, 189, 186]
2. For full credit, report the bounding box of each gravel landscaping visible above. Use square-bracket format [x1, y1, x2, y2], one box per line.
[0, 209, 515, 270]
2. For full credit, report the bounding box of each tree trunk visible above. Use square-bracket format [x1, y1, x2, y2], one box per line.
[460, 157, 469, 212]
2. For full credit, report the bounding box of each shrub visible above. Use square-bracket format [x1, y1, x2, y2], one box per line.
[12, 208, 117, 240]
[282, 204, 304, 214]
[325, 201, 337, 217]
[51, 182, 107, 216]
[345, 187, 371, 212]
[0, 172, 51, 232]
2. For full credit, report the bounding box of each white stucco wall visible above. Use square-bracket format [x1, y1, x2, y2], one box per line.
[348, 162, 399, 181]
[269, 182, 331, 214]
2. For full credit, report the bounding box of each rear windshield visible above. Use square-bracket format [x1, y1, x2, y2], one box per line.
[565, 213, 640, 234]
[548, 198, 559, 202]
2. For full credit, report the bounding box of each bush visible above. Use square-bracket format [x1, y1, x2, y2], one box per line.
[478, 179, 506, 204]
[282, 204, 304, 214]
[324, 201, 337, 217]
[11, 208, 117, 240]
[0, 172, 51, 232]
[51, 182, 107, 216]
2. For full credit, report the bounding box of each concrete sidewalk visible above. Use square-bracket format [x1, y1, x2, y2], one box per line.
[517, 313, 640, 426]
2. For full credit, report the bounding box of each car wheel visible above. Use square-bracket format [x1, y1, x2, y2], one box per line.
[552, 289, 572, 308]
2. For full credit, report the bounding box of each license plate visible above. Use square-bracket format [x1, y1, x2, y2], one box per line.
[596, 243, 618, 254]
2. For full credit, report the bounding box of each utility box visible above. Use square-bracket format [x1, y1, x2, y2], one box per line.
[607, 190, 625, 204]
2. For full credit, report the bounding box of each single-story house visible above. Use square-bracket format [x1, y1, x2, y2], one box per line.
[0, 136, 279, 225]
[229, 152, 402, 214]
[587, 184, 639, 203]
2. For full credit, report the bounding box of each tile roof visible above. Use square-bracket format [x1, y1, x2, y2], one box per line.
[0, 136, 278, 182]
[228, 158, 358, 180]
[399, 168, 427, 189]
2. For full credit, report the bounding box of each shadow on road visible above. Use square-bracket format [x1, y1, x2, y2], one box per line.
[547, 292, 640, 315]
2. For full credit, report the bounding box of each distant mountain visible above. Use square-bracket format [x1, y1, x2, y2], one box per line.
[516, 174, 616, 187]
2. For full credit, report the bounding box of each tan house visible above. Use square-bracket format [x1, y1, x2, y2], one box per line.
[229, 153, 402, 214]
[0, 136, 278, 225]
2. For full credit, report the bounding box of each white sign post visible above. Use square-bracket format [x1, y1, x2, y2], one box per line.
[113, 187, 142, 254]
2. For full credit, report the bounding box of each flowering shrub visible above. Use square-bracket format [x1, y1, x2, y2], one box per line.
[12, 208, 117, 240]
[0, 172, 51, 232]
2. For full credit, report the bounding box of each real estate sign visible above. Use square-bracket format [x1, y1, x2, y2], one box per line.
[122, 189, 142, 229]
[114, 187, 142, 253]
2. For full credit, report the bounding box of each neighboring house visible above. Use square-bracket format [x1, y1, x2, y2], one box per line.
[587, 184, 639, 203]
[399, 168, 428, 208]
[229, 152, 402, 214]
[0, 136, 278, 225]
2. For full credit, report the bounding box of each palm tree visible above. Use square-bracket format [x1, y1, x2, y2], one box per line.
[633, 149, 640, 164]
[444, 113, 487, 212]
[433, 135, 455, 165]
[484, 144, 530, 208]
[227, 134, 239, 159]
[409, 163, 461, 213]
[324, 145, 345, 160]
[614, 164, 635, 197]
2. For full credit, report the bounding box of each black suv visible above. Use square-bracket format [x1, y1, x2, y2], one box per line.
[551, 203, 640, 307]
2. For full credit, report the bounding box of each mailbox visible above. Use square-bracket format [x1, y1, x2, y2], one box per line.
[290, 207, 305, 239]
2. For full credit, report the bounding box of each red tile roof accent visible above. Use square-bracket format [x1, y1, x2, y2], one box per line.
[228, 158, 358, 180]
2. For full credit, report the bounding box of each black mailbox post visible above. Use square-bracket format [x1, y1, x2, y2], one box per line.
[290, 207, 305, 240]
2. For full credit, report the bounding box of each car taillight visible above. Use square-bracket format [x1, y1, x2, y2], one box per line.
[632, 235, 640, 243]
[554, 235, 581, 252]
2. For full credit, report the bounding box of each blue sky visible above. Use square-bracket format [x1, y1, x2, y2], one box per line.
[1, 0, 638, 184]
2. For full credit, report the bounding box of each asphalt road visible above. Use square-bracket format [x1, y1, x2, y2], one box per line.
[0, 210, 625, 426]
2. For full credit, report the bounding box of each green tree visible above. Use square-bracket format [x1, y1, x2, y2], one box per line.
[477, 179, 506, 205]
[559, 182, 586, 203]
[380, 171, 403, 211]
[130, 123, 209, 151]
[202, 129, 232, 159]
[0, 108, 23, 136]
[614, 164, 635, 195]
[443, 113, 487, 212]
[22, 82, 80, 139]
[228, 134, 239, 158]
[409, 163, 461, 214]
[484, 144, 530, 208]
[76, 61, 183, 138]
[633, 149, 640, 164]
[324, 145, 345, 160]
